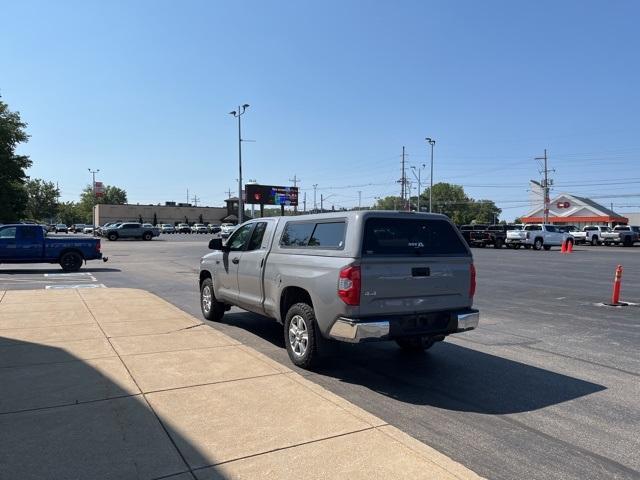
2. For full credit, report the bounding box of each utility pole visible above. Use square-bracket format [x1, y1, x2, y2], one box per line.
[289, 174, 300, 214]
[357, 191, 362, 210]
[186, 188, 189, 204]
[303, 191, 307, 213]
[535, 149, 552, 224]
[320, 194, 324, 213]
[426, 138, 435, 213]
[225, 188, 233, 198]
[192, 195, 200, 207]
[88, 168, 100, 230]
[313, 184, 318, 212]
[229, 104, 250, 223]
[399, 146, 406, 209]
[411, 164, 425, 212]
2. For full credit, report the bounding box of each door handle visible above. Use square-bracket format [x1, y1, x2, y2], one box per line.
[232, 257, 240, 264]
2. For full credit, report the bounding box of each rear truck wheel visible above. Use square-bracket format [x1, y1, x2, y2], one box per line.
[524, 244, 531, 249]
[142, 231, 152, 241]
[494, 238, 503, 249]
[60, 251, 83, 272]
[200, 278, 225, 321]
[623, 237, 633, 247]
[543, 245, 552, 251]
[533, 238, 543, 250]
[591, 236, 599, 246]
[395, 336, 435, 353]
[285, 302, 320, 369]
[514, 244, 521, 249]
[107, 232, 118, 241]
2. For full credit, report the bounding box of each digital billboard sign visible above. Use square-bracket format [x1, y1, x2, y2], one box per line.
[245, 184, 298, 206]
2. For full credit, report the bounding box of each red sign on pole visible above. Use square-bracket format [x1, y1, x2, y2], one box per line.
[94, 181, 105, 198]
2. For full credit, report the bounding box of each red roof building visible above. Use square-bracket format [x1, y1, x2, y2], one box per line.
[521, 193, 628, 228]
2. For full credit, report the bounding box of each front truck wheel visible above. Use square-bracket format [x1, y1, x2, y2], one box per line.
[285, 302, 320, 369]
[200, 278, 225, 321]
[395, 336, 436, 353]
[60, 251, 83, 272]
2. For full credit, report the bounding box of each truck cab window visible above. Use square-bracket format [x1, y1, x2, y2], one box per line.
[0, 227, 17, 239]
[228, 224, 253, 251]
[247, 222, 268, 251]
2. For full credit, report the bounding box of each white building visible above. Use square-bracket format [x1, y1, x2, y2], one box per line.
[521, 193, 628, 228]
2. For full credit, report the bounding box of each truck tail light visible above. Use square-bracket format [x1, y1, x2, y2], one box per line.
[469, 263, 476, 298]
[338, 265, 361, 306]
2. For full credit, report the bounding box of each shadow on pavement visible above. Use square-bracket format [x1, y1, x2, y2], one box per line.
[221, 311, 606, 415]
[0, 337, 226, 480]
[316, 341, 606, 415]
[0, 267, 122, 274]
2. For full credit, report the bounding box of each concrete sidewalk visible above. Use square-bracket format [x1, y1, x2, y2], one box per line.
[0, 288, 482, 480]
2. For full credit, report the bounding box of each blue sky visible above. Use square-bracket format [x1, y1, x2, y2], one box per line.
[2, 0, 639, 220]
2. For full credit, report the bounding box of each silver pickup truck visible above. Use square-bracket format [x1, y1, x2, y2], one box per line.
[199, 211, 479, 368]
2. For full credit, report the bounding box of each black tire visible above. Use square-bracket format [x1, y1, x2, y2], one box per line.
[494, 238, 503, 249]
[284, 302, 320, 369]
[200, 278, 225, 321]
[591, 236, 598, 246]
[108, 232, 118, 241]
[395, 336, 435, 353]
[543, 245, 552, 251]
[142, 231, 152, 241]
[514, 244, 522, 249]
[533, 238, 543, 250]
[524, 244, 531, 249]
[623, 237, 633, 247]
[60, 251, 83, 272]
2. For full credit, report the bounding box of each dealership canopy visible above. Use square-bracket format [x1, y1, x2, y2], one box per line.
[522, 193, 628, 227]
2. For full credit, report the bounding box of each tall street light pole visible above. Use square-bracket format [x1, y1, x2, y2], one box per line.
[229, 104, 250, 224]
[425, 138, 435, 212]
[88, 168, 100, 231]
[411, 164, 426, 212]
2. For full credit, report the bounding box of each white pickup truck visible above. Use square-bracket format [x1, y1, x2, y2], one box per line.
[505, 224, 572, 250]
[572, 226, 612, 245]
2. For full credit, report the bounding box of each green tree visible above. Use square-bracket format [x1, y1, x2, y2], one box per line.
[25, 179, 59, 221]
[469, 199, 501, 224]
[0, 98, 32, 222]
[56, 201, 84, 225]
[372, 196, 403, 210]
[418, 183, 502, 225]
[77, 184, 128, 221]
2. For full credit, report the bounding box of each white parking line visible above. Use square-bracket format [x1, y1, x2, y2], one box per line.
[45, 284, 107, 290]
[43, 272, 97, 282]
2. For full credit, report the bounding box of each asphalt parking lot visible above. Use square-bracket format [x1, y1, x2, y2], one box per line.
[1, 233, 639, 480]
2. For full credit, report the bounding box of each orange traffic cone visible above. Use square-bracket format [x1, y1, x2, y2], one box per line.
[561, 240, 567, 253]
[566, 240, 573, 253]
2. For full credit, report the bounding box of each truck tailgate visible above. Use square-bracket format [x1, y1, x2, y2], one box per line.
[358, 216, 473, 317]
[359, 256, 472, 316]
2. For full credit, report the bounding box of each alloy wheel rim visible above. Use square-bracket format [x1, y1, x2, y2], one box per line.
[202, 285, 212, 313]
[288, 315, 309, 357]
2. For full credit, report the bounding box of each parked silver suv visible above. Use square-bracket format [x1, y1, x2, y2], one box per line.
[199, 211, 479, 368]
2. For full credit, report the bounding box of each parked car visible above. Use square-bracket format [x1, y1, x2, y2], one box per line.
[82, 226, 94, 234]
[572, 226, 612, 245]
[606, 225, 640, 247]
[54, 224, 69, 233]
[69, 224, 86, 233]
[458, 224, 487, 247]
[557, 225, 579, 234]
[474, 224, 522, 249]
[104, 222, 160, 241]
[199, 211, 479, 368]
[220, 223, 236, 238]
[159, 224, 176, 234]
[176, 223, 192, 233]
[209, 224, 222, 234]
[505, 224, 572, 250]
[0, 224, 106, 272]
[192, 223, 209, 234]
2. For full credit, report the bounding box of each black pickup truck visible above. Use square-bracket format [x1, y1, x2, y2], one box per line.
[460, 224, 521, 248]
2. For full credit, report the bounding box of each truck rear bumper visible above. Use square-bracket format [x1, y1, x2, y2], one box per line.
[328, 309, 479, 343]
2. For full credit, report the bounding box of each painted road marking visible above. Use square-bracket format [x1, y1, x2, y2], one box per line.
[45, 284, 107, 290]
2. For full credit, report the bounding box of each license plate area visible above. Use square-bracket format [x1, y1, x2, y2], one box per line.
[389, 312, 454, 336]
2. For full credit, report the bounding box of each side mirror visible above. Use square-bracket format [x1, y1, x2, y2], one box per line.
[208, 238, 224, 250]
